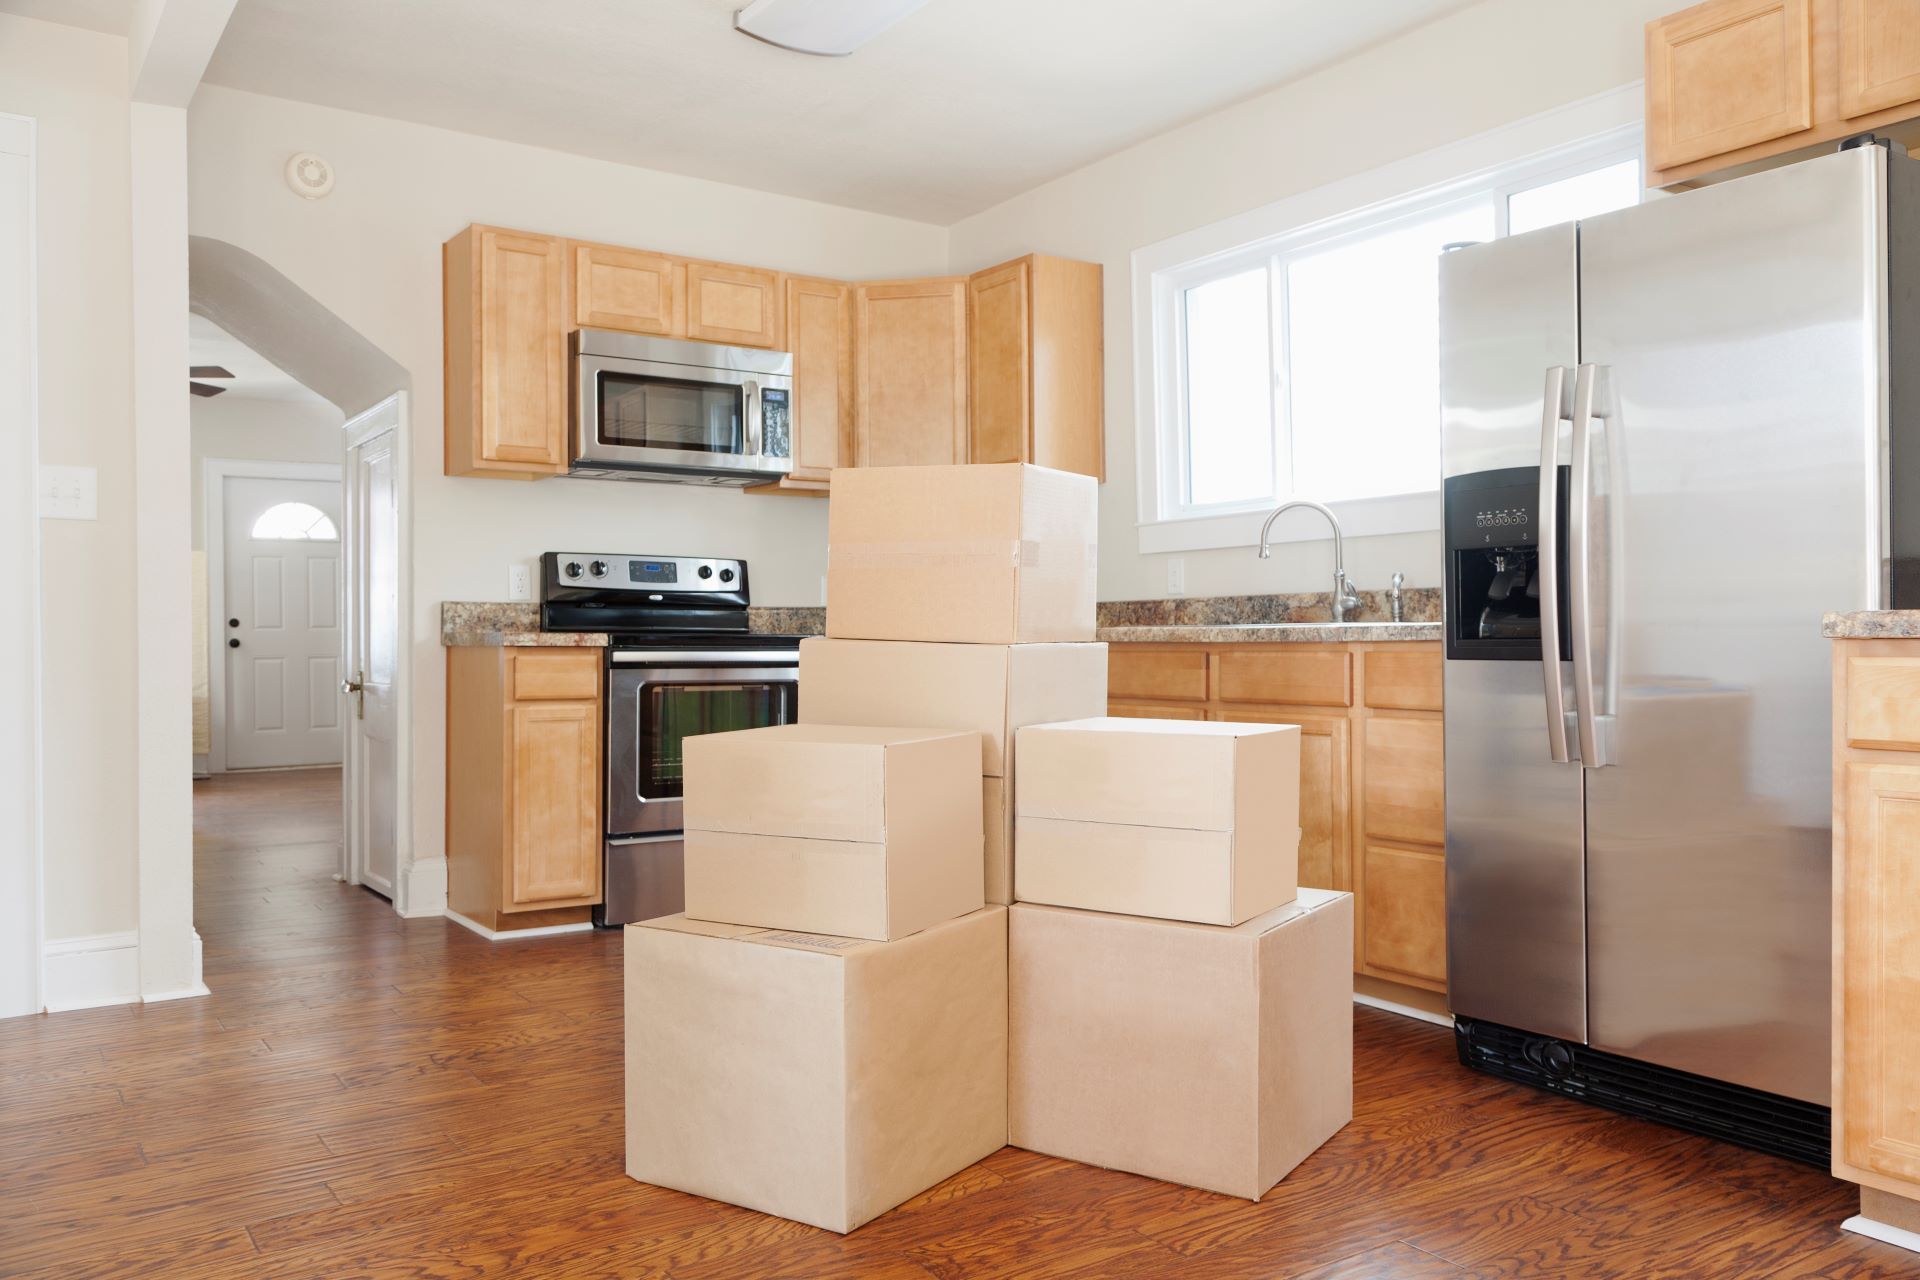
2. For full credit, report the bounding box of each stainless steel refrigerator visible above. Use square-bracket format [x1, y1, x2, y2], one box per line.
[1439, 142, 1918, 1164]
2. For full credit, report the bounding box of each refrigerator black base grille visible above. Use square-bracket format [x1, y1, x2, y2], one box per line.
[1453, 1018, 1830, 1168]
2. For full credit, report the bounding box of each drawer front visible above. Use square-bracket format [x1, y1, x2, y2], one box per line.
[1362, 716, 1445, 846]
[511, 649, 602, 702]
[1363, 649, 1442, 712]
[1107, 700, 1207, 721]
[1108, 648, 1208, 702]
[1847, 655, 1920, 751]
[1217, 649, 1352, 708]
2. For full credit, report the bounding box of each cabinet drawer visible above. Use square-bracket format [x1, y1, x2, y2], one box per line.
[1363, 649, 1442, 712]
[1847, 655, 1920, 750]
[1362, 716, 1444, 846]
[1107, 700, 1207, 721]
[1363, 843, 1446, 985]
[1108, 648, 1208, 702]
[511, 650, 601, 701]
[1217, 649, 1352, 708]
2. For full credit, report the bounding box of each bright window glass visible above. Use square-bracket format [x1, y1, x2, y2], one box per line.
[1182, 267, 1273, 507]
[251, 501, 337, 541]
[1507, 157, 1641, 235]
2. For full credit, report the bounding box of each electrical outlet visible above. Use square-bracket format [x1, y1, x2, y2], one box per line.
[508, 564, 531, 601]
[38, 465, 97, 520]
[1167, 556, 1186, 598]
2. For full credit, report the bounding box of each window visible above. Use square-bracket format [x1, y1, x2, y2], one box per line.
[251, 502, 338, 542]
[1143, 127, 1642, 550]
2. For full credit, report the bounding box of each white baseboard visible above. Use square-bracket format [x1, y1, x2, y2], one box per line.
[1354, 991, 1453, 1028]
[1842, 1215, 1920, 1254]
[445, 909, 595, 941]
[399, 856, 448, 918]
[43, 932, 140, 1012]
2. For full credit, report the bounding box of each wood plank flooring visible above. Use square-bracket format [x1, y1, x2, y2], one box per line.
[0, 767, 1909, 1277]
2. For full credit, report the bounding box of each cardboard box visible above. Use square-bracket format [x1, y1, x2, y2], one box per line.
[826, 463, 1097, 644]
[1015, 718, 1301, 925]
[626, 907, 1009, 1233]
[1009, 891, 1353, 1200]
[683, 724, 983, 940]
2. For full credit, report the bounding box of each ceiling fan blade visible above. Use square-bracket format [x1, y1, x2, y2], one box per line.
[189, 365, 235, 380]
[189, 381, 226, 397]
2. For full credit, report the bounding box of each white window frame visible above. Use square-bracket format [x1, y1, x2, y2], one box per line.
[1133, 87, 1645, 556]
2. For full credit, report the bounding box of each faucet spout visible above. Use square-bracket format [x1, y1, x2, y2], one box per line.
[1256, 499, 1361, 622]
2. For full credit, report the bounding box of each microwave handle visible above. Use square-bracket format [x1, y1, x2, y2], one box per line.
[743, 380, 761, 456]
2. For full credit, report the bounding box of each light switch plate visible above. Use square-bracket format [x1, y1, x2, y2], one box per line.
[38, 465, 97, 520]
[1167, 556, 1186, 598]
[508, 564, 531, 601]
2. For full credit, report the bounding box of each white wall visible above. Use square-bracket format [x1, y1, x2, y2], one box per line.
[946, 0, 1671, 602]
[0, 16, 139, 947]
[190, 393, 345, 550]
[184, 85, 951, 885]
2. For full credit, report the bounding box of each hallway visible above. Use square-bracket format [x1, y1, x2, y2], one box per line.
[0, 771, 1908, 1278]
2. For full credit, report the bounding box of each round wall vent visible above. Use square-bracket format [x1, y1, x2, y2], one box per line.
[284, 152, 334, 200]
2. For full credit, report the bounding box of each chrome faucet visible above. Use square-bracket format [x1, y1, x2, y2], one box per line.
[1256, 499, 1361, 623]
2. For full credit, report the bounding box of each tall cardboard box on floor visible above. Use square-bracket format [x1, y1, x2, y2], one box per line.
[1009, 890, 1353, 1200]
[1016, 718, 1301, 925]
[797, 637, 1109, 902]
[826, 463, 1097, 644]
[682, 723, 983, 941]
[626, 908, 1008, 1233]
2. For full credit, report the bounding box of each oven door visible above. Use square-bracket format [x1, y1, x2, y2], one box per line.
[575, 351, 792, 478]
[605, 661, 799, 836]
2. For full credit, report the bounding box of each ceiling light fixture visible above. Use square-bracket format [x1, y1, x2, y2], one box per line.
[733, 0, 931, 57]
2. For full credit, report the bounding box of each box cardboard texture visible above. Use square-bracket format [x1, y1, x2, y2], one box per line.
[626, 908, 1009, 1233]
[1015, 718, 1301, 925]
[682, 724, 984, 941]
[826, 464, 1098, 644]
[798, 637, 1109, 903]
[1009, 891, 1353, 1201]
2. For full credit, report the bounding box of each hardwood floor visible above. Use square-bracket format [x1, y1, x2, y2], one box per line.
[0, 768, 1908, 1278]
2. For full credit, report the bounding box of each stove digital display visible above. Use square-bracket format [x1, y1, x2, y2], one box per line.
[629, 561, 679, 585]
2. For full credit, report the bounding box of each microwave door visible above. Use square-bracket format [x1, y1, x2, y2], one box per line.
[597, 367, 744, 457]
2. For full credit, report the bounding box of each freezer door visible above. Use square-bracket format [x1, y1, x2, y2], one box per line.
[1440, 223, 1589, 1043]
[1576, 148, 1884, 1104]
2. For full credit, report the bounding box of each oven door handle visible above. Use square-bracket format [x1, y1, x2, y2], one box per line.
[609, 650, 799, 665]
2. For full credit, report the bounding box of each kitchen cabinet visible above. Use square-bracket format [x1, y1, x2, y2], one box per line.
[1106, 640, 1445, 996]
[685, 261, 783, 349]
[854, 278, 970, 468]
[444, 225, 570, 478]
[967, 255, 1105, 479]
[1647, 0, 1920, 187]
[571, 241, 683, 336]
[447, 646, 602, 933]
[1832, 638, 1920, 1216]
[749, 276, 853, 495]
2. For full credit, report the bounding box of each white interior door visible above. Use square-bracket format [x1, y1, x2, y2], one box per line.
[222, 475, 344, 770]
[345, 426, 399, 897]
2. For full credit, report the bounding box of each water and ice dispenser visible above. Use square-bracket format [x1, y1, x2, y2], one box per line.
[1443, 466, 1570, 662]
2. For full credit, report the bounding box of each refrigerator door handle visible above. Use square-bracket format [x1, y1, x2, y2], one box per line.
[1569, 362, 1608, 768]
[1538, 365, 1572, 764]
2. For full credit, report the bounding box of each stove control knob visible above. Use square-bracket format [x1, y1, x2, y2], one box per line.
[563, 560, 584, 580]
[588, 559, 609, 578]
[719, 567, 736, 584]
[697, 565, 714, 580]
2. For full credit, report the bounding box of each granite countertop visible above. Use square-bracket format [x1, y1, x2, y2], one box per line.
[1824, 611, 1920, 639]
[441, 602, 826, 647]
[1098, 621, 1442, 644]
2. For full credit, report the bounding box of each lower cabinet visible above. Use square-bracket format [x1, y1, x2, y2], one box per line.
[1107, 641, 1446, 994]
[448, 646, 603, 932]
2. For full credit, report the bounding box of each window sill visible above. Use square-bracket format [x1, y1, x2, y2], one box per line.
[1137, 490, 1439, 555]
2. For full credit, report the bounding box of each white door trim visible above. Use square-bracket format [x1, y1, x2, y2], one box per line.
[203, 457, 344, 776]
[2, 110, 43, 1019]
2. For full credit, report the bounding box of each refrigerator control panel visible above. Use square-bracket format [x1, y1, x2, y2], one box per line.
[1445, 474, 1538, 550]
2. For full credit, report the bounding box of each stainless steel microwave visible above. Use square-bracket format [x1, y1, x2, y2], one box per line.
[570, 329, 793, 486]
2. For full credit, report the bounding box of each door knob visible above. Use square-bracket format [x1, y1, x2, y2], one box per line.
[341, 671, 366, 720]
[227, 618, 239, 628]
[228, 638, 240, 649]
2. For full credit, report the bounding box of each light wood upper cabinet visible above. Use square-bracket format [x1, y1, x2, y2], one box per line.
[444, 226, 570, 477]
[571, 242, 683, 336]
[1839, 0, 1920, 118]
[686, 262, 782, 349]
[782, 275, 854, 485]
[854, 278, 969, 468]
[967, 255, 1105, 480]
[1647, 0, 1813, 170]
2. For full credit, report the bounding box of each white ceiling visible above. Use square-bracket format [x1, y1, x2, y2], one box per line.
[189, 0, 1474, 223]
[190, 312, 327, 403]
[0, 0, 133, 34]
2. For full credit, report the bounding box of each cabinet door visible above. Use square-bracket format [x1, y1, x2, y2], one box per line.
[572, 243, 682, 336]
[1841, 760, 1920, 1183]
[1362, 842, 1447, 986]
[507, 701, 600, 909]
[686, 262, 782, 348]
[1839, 0, 1920, 119]
[855, 279, 968, 467]
[1027, 254, 1105, 480]
[1220, 708, 1351, 892]
[1361, 715, 1445, 846]
[446, 226, 569, 475]
[1645, 0, 1812, 170]
[784, 276, 854, 483]
[969, 259, 1031, 466]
